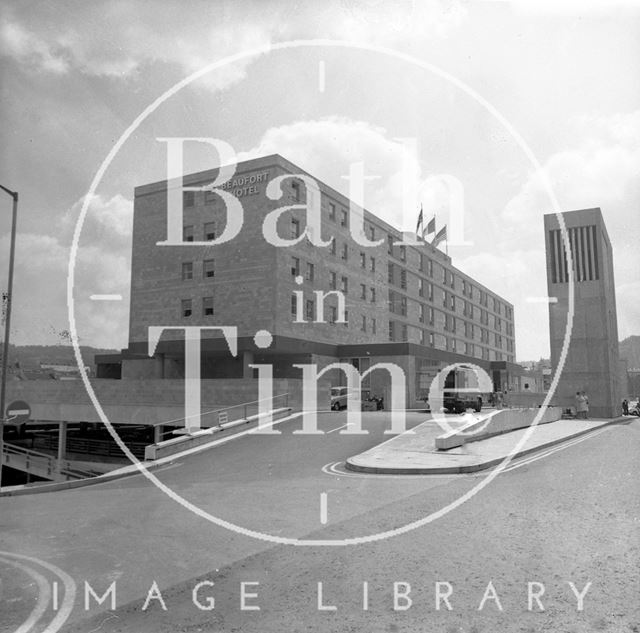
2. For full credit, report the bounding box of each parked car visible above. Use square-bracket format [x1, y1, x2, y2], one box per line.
[330, 386, 355, 410]
[628, 400, 640, 416]
[442, 389, 483, 414]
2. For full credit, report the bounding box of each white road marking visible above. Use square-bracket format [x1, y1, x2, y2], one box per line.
[326, 422, 349, 434]
[89, 294, 123, 301]
[0, 551, 76, 633]
[320, 492, 328, 524]
[0, 556, 50, 633]
[500, 426, 612, 473]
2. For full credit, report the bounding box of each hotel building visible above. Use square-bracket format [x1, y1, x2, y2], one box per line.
[98, 154, 520, 407]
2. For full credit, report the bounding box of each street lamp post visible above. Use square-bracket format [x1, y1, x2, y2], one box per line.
[0, 184, 18, 490]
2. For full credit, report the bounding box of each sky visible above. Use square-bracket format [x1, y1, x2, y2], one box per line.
[0, 0, 638, 361]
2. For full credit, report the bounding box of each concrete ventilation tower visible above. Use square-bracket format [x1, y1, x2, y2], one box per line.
[544, 207, 622, 417]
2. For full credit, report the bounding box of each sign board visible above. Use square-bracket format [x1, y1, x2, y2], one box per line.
[6, 400, 31, 424]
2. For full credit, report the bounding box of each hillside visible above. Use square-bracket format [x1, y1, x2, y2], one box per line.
[2, 344, 120, 371]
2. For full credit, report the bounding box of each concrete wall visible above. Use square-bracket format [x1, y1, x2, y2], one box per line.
[7, 378, 328, 426]
[436, 406, 562, 450]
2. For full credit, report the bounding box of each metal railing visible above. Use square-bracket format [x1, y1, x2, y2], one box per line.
[155, 392, 291, 438]
[32, 433, 147, 460]
[2, 442, 96, 481]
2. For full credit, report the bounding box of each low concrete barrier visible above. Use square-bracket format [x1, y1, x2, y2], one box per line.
[435, 406, 562, 450]
[144, 407, 292, 460]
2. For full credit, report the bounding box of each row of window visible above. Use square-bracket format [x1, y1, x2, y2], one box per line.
[181, 259, 215, 280]
[388, 261, 512, 320]
[181, 297, 214, 317]
[290, 296, 378, 333]
[388, 321, 514, 359]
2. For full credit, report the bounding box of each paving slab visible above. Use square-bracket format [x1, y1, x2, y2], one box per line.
[346, 416, 627, 474]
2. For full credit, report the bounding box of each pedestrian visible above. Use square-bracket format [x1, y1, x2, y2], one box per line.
[575, 391, 587, 419]
[582, 391, 589, 419]
[622, 399, 629, 415]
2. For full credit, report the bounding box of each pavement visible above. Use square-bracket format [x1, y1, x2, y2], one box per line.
[346, 414, 628, 474]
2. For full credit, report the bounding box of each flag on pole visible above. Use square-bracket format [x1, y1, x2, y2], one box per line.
[423, 215, 436, 239]
[432, 225, 447, 248]
[416, 205, 424, 236]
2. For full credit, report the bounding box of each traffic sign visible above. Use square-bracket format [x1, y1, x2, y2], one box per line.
[6, 400, 30, 424]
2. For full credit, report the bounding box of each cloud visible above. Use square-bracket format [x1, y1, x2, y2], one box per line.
[240, 116, 435, 231]
[0, 1, 467, 89]
[1, 194, 133, 349]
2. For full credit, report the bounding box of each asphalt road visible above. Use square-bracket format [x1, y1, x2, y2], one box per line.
[1, 412, 639, 633]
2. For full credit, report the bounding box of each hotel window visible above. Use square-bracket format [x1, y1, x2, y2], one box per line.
[306, 262, 314, 282]
[443, 291, 448, 308]
[389, 321, 395, 341]
[419, 253, 425, 272]
[495, 316, 502, 331]
[419, 329, 425, 345]
[429, 307, 434, 325]
[480, 291, 488, 307]
[291, 257, 300, 276]
[203, 259, 215, 278]
[330, 239, 336, 256]
[360, 283, 367, 300]
[388, 262, 395, 284]
[341, 276, 348, 293]
[400, 269, 407, 290]
[291, 218, 301, 239]
[427, 258, 433, 277]
[340, 209, 349, 227]
[399, 245, 406, 261]
[387, 234, 394, 255]
[451, 338, 456, 352]
[370, 256, 376, 272]
[329, 271, 337, 290]
[443, 268, 448, 284]
[450, 273, 455, 289]
[204, 189, 217, 204]
[204, 222, 216, 241]
[465, 342, 473, 356]
[202, 296, 214, 316]
[360, 252, 366, 268]
[450, 294, 455, 310]
[372, 318, 377, 334]
[181, 299, 192, 318]
[451, 316, 456, 333]
[183, 191, 195, 208]
[400, 296, 407, 316]
[370, 287, 376, 303]
[306, 299, 315, 320]
[361, 315, 367, 332]
[493, 297, 500, 313]
[329, 305, 337, 324]
[369, 226, 375, 241]
[401, 324, 408, 341]
[183, 225, 194, 242]
[341, 243, 348, 260]
[429, 332, 435, 347]
[343, 310, 349, 326]
[419, 303, 425, 323]
[291, 295, 297, 317]
[462, 280, 467, 296]
[428, 282, 433, 301]
[329, 203, 336, 221]
[181, 262, 193, 280]
[418, 278, 425, 297]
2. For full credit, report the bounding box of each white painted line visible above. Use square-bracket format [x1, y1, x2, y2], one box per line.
[502, 427, 612, 473]
[326, 422, 349, 434]
[89, 294, 123, 301]
[320, 492, 328, 524]
[525, 296, 558, 304]
[318, 60, 326, 92]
